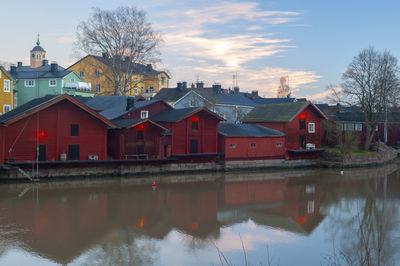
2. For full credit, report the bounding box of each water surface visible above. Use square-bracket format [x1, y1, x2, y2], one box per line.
[0, 165, 399, 265]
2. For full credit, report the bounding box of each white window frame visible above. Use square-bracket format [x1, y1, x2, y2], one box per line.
[141, 110, 149, 119]
[276, 142, 282, 147]
[376, 125, 379, 132]
[307, 200, 315, 214]
[343, 123, 354, 131]
[250, 143, 256, 148]
[308, 122, 315, 133]
[95, 84, 100, 93]
[36, 54, 41, 60]
[161, 77, 165, 85]
[149, 86, 154, 93]
[229, 143, 236, 148]
[3, 104, 11, 113]
[0, 70, 2, 78]
[25, 80, 35, 87]
[49, 79, 57, 87]
[79, 71, 84, 78]
[4, 80, 10, 92]
[134, 87, 138, 95]
[355, 123, 362, 131]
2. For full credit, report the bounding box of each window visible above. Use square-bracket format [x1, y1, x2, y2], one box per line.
[190, 139, 198, 153]
[79, 71, 84, 78]
[31, 53, 35, 58]
[149, 86, 154, 93]
[25, 80, 35, 87]
[229, 143, 236, 148]
[376, 125, 379, 132]
[36, 54, 42, 60]
[307, 200, 315, 214]
[71, 78, 75, 83]
[355, 123, 362, 131]
[37, 145, 46, 161]
[95, 84, 100, 93]
[0, 70, 2, 78]
[250, 143, 256, 148]
[70, 124, 79, 136]
[161, 77, 165, 85]
[305, 184, 315, 194]
[344, 123, 354, 131]
[299, 119, 306, 130]
[4, 80, 10, 92]
[49, 79, 57, 87]
[134, 87, 138, 94]
[94, 70, 99, 77]
[137, 130, 143, 140]
[141, 110, 149, 119]
[192, 121, 198, 130]
[308, 122, 315, 133]
[3, 105, 11, 113]
[276, 142, 282, 147]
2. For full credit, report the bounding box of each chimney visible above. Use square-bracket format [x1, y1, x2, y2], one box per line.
[234, 86, 240, 94]
[126, 97, 135, 111]
[102, 52, 108, 58]
[196, 81, 204, 89]
[191, 83, 195, 89]
[42, 60, 49, 66]
[10, 65, 16, 73]
[146, 64, 152, 71]
[50, 62, 58, 72]
[17, 62, 22, 67]
[182, 81, 187, 89]
[212, 84, 221, 90]
[177, 82, 182, 90]
[251, 90, 258, 98]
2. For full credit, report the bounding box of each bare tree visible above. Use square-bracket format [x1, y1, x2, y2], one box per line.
[75, 6, 162, 95]
[341, 47, 400, 149]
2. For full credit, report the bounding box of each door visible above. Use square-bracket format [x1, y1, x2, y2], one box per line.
[190, 139, 198, 153]
[68, 145, 80, 160]
[299, 135, 306, 149]
[37, 145, 46, 161]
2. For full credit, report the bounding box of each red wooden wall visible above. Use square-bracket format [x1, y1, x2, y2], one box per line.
[218, 135, 286, 160]
[2, 100, 108, 162]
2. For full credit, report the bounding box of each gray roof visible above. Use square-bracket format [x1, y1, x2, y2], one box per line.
[243, 101, 310, 122]
[83, 96, 158, 120]
[0, 95, 58, 123]
[10, 64, 71, 79]
[31, 45, 45, 52]
[218, 123, 285, 137]
[216, 93, 256, 106]
[112, 118, 142, 128]
[151, 107, 200, 122]
[251, 97, 296, 104]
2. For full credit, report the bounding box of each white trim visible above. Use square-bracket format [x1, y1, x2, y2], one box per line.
[49, 79, 57, 87]
[24, 80, 35, 87]
[141, 110, 149, 119]
[3, 104, 11, 113]
[308, 122, 315, 133]
[4, 79, 10, 92]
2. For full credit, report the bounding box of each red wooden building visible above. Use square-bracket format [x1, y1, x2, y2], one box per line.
[0, 94, 115, 163]
[151, 107, 224, 155]
[243, 101, 327, 158]
[218, 123, 286, 160]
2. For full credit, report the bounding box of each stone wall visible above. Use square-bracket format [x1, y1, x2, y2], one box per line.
[318, 149, 398, 167]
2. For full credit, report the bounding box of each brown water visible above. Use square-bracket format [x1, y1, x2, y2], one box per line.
[0, 164, 400, 266]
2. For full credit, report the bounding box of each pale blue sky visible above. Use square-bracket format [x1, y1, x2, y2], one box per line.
[1, 0, 399, 101]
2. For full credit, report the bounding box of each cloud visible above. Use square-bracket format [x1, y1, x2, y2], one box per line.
[55, 33, 75, 44]
[305, 87, 343, 102]
[247, 26, 262, 31]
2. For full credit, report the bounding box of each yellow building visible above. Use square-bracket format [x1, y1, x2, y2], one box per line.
[67, 54, 169, 98]
[0, 66, 13, 114]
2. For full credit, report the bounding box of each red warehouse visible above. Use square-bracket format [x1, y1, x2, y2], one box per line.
[0, 94, 115, 163]
[218, 123, 286, 161]
[243, 101, 327, 158]
[151, 107, 224, 155]
[107, 119, 169, 159]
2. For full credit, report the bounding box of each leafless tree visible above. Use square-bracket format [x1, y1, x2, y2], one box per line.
[341, 47, 400, 149]
[75, 6, 162, 95]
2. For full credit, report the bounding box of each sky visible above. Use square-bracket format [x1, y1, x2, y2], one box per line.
[1, 0, 400, 101]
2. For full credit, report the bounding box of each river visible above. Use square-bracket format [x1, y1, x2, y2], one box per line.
[0, 164, 399, 265]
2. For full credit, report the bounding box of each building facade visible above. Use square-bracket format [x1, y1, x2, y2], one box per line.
[0, 66, 13, 115]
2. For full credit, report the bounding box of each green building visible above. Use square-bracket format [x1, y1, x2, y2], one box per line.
[10, 37, 93, 106]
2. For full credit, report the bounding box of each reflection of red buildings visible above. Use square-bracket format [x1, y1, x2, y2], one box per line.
[0, 176, 327, 264]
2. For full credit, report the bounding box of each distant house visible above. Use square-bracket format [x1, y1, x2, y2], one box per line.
[155, 82, 256, 123]
[0, 66, 13, 115]
[243, 101, 327, 158]
[67, 54, 169, 98]
[218, 123, 286, 160]
[0, 94, 115, 163]
[10, 38, 93, 106]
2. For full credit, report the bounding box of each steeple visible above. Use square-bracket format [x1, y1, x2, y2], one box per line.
[30, 33, 46, 68]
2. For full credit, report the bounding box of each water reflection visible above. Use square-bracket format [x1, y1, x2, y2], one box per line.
[0, 165, 399, 265]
